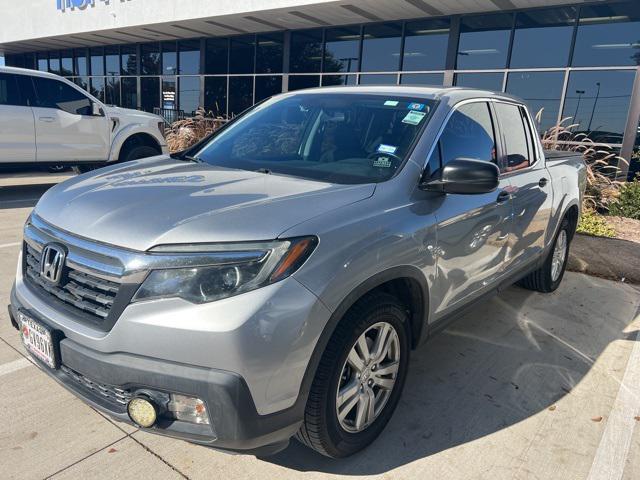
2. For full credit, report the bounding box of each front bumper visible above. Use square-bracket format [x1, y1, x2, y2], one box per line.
[8, 295, 305, 454]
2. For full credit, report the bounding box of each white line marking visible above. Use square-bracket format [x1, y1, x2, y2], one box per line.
[0, 357, 33, 377]
[0, 242, 21, 249]
[587, 329, 640, 480]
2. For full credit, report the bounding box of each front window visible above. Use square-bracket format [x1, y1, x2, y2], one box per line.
[196, 93, 436, 184]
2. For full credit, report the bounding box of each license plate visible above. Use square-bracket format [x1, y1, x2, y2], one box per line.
[18, 312, 58, 369]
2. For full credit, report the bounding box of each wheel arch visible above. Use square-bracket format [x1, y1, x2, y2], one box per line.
[296, 266, 429, 407]
[117, 132, 163, 162]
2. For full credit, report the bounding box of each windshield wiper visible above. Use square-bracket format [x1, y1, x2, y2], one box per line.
[255, 168, 272, 175]
[183, 155, 203, 163]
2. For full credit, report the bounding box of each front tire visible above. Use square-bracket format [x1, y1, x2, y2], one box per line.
[120, 145, 161, 162]
[518, 217, 572, 293]
[296, 293, 410, 458]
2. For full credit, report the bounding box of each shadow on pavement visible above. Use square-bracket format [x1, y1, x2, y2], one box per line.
[266, 275, 639, 475]
[0, 183, 58, 210]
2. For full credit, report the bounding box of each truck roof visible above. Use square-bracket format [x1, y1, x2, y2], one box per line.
[0, 65, 65, 81]
[281, 84, 525, 106]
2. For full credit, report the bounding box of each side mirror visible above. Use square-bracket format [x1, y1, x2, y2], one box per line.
[420, 158, 499, 195]
[92, 102, 104, 117]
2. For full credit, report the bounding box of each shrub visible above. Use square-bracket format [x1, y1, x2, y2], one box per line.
[165, 108, 227, 153]
[609, 180, 640, 220]
[576, 211, 616, 238]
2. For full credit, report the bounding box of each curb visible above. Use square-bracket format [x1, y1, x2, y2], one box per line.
[568, 233, 640, 284]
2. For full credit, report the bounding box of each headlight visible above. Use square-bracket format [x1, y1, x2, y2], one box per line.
[132, 237, 317, 304]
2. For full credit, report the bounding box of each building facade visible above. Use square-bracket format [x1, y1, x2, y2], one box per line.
[2, 0, 640, 177]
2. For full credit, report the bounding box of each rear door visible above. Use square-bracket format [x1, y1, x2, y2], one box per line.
[31, 76, 110, 162]
[430, 101, 514, 316]
[0, 73, 36, 163]
[493, 101, 552, 271]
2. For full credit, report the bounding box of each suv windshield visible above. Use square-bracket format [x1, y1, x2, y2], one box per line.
[195, 93, 437, 184]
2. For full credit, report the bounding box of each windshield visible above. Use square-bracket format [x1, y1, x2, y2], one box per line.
[195, 93, 437, 184]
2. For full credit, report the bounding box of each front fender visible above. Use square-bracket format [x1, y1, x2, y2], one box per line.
[107, 124, 167, 163]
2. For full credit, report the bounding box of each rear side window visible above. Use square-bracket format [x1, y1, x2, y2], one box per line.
[435, 102, 497, 170]
[0, 73, 24, 106]
[32, 77, 92, 115]
[494, 102, 532, 173]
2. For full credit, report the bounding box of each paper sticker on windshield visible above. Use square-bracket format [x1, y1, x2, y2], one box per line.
[377, 144, 397, 154]
[402, 110, 427, 125]
[384, 100, 399, 106]
[408, 102, 425, 111]
[373, 156, 393, 168]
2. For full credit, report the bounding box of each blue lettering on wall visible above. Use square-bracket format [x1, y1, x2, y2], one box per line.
[56, 0, 113, 12]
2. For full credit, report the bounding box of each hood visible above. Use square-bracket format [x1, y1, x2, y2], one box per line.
[34, 157, 375, 251]
[103, 105, 161, 122]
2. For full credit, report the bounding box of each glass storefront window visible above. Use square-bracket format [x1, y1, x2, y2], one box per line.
[205, 38, 228, 74]
[630, 121, 640, 180]
[90, 77, 105, 102]
[403, 19, 450, 71]
[229, 35, 255, 74]
[141, 76, 160, 112]
[256, 33, 283, 74]
[37, 53, 48, 72]
[457, 14, 513, 69]
[573, 3, 640, 67]
[90, 48, 104, 76]
[400, 73, 444, 86]
[121, 45, 137, 75]
[561, 70, 636, 143]
[105, 76, 120, 106]
[361, 23, 402, 72]
[323, 26, 360, 73]
[255, 75, 282, 102]
[141, 43, 160, 75]
[74, 49, 87, 76]
[179, 39, 200, 75]
[178, 76, 200, 114]
[105, 46, 119, 77]
[60, 50, 73, 76]
[204, 76, 227, 117]
[228, 76, 253, 116]
[290, 30, 323, 73]
[288, 75, 320, 91]
[121, 77, 137, 109]
[506, 71, 565, 134]
[162, 41, 178, 75]
[455, 72, 504, 91]
[358, 74, 397, 85]
[321, 75, 357, 86]
[511, 7, 577, 68]
[49, 53, 60, 75]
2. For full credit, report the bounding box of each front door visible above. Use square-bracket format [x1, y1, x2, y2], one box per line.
[428, 101, 513, 317]
[31, 76, 110, 163]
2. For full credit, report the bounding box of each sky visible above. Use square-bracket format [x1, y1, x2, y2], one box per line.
[0, 56, 4, 67]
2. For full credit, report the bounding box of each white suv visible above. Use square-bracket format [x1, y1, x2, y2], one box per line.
[0, 67, 168, 172]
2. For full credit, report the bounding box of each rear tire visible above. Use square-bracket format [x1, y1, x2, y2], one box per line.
[296, 292, 410, 458]
[72, 164, 102, 174]
[518, 217, 572, 293]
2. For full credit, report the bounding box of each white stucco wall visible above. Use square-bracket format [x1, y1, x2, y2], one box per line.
[0, 0, 337, 44]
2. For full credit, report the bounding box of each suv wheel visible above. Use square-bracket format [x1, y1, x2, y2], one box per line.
[518, 216, 572, 293]
[296, 292, 410, 457]
[121, 145, 161, 162]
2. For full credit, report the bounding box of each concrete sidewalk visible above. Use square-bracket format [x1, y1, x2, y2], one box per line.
[1, 175, 639, 480]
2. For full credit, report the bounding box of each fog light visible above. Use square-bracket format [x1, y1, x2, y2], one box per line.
[168, 394, 210, 425]
[128, 397, 158, 428]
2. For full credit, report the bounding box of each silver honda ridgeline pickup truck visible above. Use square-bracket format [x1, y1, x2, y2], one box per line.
[9, 86, 585, 458]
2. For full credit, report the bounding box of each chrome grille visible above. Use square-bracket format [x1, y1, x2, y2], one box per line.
[61, 365, 132, 407]
[24, 243, 120, 320]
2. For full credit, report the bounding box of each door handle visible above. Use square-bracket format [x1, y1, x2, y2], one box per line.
[38, 116, 55, 122]
[496, 191, 511, 204]
[538, 177, 548, 188]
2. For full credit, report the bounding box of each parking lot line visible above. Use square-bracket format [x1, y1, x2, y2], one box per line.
[587, 328, 640, 480]
[0, 241, 21, 249]
[0, 357, 32, 377]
